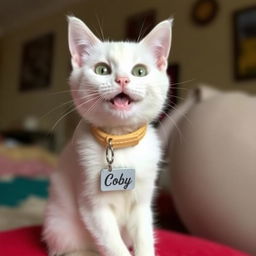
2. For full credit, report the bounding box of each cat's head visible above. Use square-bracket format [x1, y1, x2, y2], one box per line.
[68, 16, 173, 129]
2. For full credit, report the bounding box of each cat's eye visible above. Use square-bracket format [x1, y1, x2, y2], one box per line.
[95, 63, 111, 75]
[132, 65, 148, 77]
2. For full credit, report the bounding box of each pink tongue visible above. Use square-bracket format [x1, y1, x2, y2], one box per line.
[113, 97, 129, 108]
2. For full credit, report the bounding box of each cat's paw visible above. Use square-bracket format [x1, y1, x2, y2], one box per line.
[62, 251, 99, 256]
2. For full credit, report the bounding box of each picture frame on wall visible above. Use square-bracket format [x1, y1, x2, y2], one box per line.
[19, 33, 55, 91]
[191, 0, 219, 26]
[233, 6, 256, 81]
[126, 9, 156, 41]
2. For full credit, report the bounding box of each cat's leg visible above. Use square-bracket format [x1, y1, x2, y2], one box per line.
[128, 204, 155, 256]
[43, 201, 97, 256]
[80, 206, 131, 256]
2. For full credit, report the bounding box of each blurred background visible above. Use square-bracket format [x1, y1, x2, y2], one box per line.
[0, 0, 255, 150]
[0, 0, 256, 254]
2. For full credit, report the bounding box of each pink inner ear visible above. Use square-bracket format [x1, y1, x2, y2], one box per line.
[156, 56, 167, 71]
[68, 17, 101, 69]
[152, 43, 169, 71]
[73, 54, 82, 68]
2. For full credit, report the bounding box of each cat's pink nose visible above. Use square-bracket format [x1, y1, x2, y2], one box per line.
[115, 77, 130, 87]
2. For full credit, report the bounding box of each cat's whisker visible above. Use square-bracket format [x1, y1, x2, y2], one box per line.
[96, 14, 105, 41]
[51, 95, 101, 131]
[137, 23, 153, 42]
[81, 96, 103, 117]
[142, 78, 194, 90]
[77, 95, 102, 108]
[157, 118, 169, 146]
[74, 88, 102, 93]
[72, 118, 83, 145]
[41, 92, 101, 120]
[48, 90, 72, 95]
[137, 19, 146, 42]
[140, 84, 180, 93]
[83, 81, 107, 86]
[80, 92, 101, 99]
[144, 83, 191, 91]
[48, 88, 101, 95]
[40, 99, 75, 120]
[170, 78, 195, 87]
[48, 90, 84, 95]
[51, 107, 77, 131]
[164, 102, 193, 127]
[91, 23, 102, 41]
[166, 95, 185, 102]
[160, 110, 184, 144]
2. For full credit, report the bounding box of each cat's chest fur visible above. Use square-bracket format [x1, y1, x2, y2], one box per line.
[73, 123, 161, 221]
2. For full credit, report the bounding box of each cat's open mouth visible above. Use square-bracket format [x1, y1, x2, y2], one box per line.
[109, 93, 133, 110]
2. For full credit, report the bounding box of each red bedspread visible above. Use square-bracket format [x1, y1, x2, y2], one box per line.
[0, 226, 249, 256]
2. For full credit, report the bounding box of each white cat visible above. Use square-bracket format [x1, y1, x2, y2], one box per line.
[43, 16, 173, 256]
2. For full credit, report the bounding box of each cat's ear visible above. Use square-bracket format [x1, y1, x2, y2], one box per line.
[68, 16, 101, 69]
[140, 19, 173, 70]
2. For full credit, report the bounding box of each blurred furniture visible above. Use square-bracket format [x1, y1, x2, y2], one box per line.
[0, 131, 56, 231]
[163, 86, 256, 255]
[155, 190, 187, 233]
[0, 130, 55, 151]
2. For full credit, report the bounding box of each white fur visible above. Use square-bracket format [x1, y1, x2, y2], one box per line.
[43, 16, 172, 256]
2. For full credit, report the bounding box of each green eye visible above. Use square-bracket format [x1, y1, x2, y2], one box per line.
[95, 63, 111, 75]
[132, 64, 148, 77]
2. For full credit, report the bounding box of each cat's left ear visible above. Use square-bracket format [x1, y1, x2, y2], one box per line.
[140, 19, 173, 71]
[68, 16, 101, 69]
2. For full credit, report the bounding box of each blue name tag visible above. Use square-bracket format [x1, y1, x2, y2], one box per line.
[100, 168, 135, 192]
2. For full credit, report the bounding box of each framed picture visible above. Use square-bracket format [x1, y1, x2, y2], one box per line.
[233, 6, 256, 80]
[19, 33, 55, 91]
[126, 10, 156, 41]
[191, 0, 219, 26]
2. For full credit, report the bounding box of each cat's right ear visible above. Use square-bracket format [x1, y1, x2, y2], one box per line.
[140, 19, 173, 71]
[68, 16, 101, 69]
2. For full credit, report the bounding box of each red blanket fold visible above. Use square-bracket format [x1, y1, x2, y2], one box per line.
[0, 226, 249, 256]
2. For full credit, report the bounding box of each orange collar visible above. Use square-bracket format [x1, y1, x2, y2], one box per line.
[90, 125, 147, 149]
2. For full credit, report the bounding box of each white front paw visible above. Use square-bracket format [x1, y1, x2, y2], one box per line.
[62, 251, 99, 256]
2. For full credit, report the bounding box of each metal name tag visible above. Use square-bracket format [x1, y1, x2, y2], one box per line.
[100, 168, 135, 192]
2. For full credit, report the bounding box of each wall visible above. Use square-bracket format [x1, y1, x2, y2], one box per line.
[0, 0, 256, 148]
[0, 10, 70, 149]
[165, 0, 256, 94]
